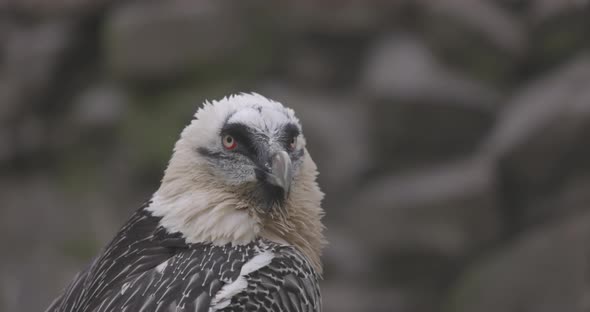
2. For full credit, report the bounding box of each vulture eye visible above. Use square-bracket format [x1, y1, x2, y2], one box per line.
[222, 135, 237, 150]
[289, 136, 297, 150]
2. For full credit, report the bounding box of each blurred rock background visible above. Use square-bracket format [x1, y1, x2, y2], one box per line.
[1, 0, 590, 311]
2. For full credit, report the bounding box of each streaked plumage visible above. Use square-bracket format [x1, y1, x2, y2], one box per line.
[46, 94, 325, 312]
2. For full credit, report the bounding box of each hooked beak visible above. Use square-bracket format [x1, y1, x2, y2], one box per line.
[254, 150, 293, 212]
[266, 151, 293, 195]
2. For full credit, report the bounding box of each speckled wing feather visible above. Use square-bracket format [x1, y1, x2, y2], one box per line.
[46, 206, 321, 312]
[218, 246, 321, 312]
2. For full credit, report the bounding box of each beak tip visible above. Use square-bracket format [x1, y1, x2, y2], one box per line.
[270, 151, 293, 192]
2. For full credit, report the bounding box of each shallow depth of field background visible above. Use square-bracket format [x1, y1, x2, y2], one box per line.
[2, 1, 590, 311]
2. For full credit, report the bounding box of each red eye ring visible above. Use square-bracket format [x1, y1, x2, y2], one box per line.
[222, 135, 237, 150]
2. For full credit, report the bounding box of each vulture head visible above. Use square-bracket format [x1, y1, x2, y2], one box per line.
[149, 93, 325, 271]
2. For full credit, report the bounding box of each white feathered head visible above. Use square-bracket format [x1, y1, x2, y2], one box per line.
[150, 93, 325, 271]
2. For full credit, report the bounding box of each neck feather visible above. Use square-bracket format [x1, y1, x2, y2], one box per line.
[148, 148, 326, 273]
[260, 154, 326, 273]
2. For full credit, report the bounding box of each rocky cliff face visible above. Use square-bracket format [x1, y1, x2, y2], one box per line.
[1, 1, 590, 311]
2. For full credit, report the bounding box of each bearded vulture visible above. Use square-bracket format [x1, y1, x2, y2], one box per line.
[46, 93, 326, 312]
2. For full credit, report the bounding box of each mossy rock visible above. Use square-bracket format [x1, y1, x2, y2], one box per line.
[121, 82, 245, 185]
[529, 11, 590, 74]
[56, 142, 113, 196]
[60, 236, 102, 262]
[102, 1, 279, 85]
[421, 15, 519, 88]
